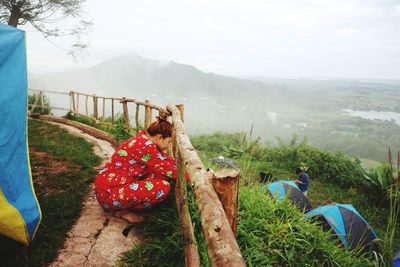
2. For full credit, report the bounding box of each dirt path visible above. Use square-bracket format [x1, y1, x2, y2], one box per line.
[47, 122, 141, 267]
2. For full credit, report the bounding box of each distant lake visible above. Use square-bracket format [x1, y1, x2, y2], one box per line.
[343, 109, 400, 126]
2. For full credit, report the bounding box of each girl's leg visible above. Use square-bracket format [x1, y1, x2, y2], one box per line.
[95, 188, 145, 223]
[112, 210, 144, 223]
[124, 178, 171, 209]
[96, 178, 171, 211]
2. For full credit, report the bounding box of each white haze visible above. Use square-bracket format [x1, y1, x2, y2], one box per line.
[23, 0, 400, 162]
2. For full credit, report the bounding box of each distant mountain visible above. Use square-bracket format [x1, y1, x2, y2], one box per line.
[29, 54, 287, 132]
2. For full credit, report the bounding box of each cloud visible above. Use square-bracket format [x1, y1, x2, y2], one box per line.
[335, 28, 360, 35]
[395, 4, 400, 15]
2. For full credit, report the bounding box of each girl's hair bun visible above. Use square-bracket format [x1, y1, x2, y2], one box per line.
[147, 111, 173, 138]
[157, 111, 169, 121]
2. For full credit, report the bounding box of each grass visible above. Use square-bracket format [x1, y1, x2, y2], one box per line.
[381, 157, 400, 266]
[237, 186, 374, 267]
[30, 120, 100, 168]
[119, 185, 375, 266]
[118, 187, 210, 267]
[0, 119, 100, 267]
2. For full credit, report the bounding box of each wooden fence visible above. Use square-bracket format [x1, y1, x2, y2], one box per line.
[28, 89, 245, 267]
[28, 89, 161, 132]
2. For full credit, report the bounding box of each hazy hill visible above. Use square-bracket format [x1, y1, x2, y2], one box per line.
[29, 54, 291, 133]
[30, 54, 282, 102]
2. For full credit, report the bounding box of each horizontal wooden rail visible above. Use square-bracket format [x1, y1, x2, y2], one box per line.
[28, 105, 70, 111]
[121, 98, 170, 115]
[70, 90, 124, 101]
[167, 105, 245, 267]
[28, 88, 70, 96]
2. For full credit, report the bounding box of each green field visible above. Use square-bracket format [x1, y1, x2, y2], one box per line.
[5, 115, 396, 266]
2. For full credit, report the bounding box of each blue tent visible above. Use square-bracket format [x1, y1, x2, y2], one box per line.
[305, 204, 377, 250]
[395, 248, 400, 267]
[266, 180, 299, 200]
[0, 23, 41, 245]
[262, 180, 312, 211]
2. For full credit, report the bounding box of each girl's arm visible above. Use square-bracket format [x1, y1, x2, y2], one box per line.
[129, 141, 189, 181]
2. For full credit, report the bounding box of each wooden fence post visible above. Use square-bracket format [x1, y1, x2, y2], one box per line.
[122, 97, 130, 133]
[172, 104, 184, 156]
[173, 105, 199, 266]
[175, 141, 200, 267]
[30, 92, 40, 114]
[102, 98, 106, 118]
[76, 93, 80, 114]
[144, 100, 152, 129]
[111, 99, 115, 125]
[39, 91, 44, 113]
[93, 95, 98, 119]
[135, 104, 140, 132]
[71, 91, 76, 113]
[210, 169, 240, 236]
[176, 104, 184, 123]
[85, 95, 88, 116]
[69, 91, 73, 112]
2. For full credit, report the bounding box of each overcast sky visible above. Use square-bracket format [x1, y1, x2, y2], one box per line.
[24, 0, 400, 80]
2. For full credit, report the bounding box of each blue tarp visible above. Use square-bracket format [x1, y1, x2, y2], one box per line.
[0, 22, 41, 245]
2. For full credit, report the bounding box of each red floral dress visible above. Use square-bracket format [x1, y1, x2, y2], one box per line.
[95, 131, 181, 210]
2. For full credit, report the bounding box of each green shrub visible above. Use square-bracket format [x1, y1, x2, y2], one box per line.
[28, 92, 51, 115]
[191, 132, 244, 155]
[65, 111, 97, 127]
[264, 144, 365, 189]
[364, 163, 391, 192]
[110, 114, 134, 142]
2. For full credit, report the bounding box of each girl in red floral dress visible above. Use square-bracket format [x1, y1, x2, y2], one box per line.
[95, 115, 184, 223]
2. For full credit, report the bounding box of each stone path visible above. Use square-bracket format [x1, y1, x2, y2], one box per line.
[47, 122, 141, 267]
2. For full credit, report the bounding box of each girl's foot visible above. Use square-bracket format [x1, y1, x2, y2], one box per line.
[112, 210, 144, 223]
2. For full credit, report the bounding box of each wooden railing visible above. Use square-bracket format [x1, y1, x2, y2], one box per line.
[28, 89, 245, 267]
[69, 91, 123, 126]
[168, 105, 244, 266]
[69, 91, 173, 133]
